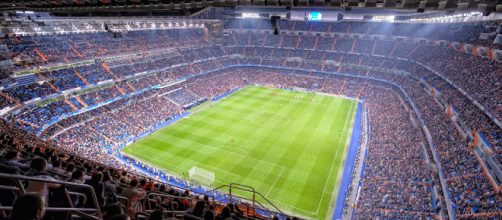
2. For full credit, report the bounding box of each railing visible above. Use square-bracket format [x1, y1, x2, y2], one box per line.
[212, 183, 285, 219]
[140, 193, 208, 220]
[135, 211, 201, 220]
[0, 173, 103, 220]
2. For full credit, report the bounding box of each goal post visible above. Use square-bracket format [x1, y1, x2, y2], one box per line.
[188, 166, 215, 187]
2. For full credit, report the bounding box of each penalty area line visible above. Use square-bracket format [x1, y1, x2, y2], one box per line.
[265, 167, 285, 197]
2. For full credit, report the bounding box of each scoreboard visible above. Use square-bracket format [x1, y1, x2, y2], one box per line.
[306, 12, 323, 21]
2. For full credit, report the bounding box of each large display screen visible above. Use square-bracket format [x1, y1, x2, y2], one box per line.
[307, 12, 322, 21]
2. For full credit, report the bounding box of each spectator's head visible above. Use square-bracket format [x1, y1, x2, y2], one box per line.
[65, 164, 75, 173]
[10, 194, 45, 220]
[159, 184, 166, 192]
[130, 179, 138, 187]
[193, 201, 205, 216]
[50, 156, 57, 164]
[227, 204, 234, 212]
[148, 209, 164, 220]
[103, 171, 112, 182]
[203, 210, 214, 220]
[4, 150, 19, 160]
[71, 170, 83, 181]
[220, 207, 231, 218]
[91, 172, 103, 183]
[85, 163, 94, 173]
[30, 157, 47, 173]
[33, 147, 42, 155]
[52, 160, 61, 168]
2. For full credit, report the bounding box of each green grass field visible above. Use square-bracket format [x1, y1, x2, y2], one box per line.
[122, 86, 356, 219]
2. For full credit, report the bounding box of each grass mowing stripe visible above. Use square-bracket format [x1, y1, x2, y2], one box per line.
[314, 99, 355, 217]
[122, 86, 356, 219]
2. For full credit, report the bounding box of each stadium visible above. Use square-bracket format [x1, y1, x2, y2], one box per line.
[0, 0, 501, 219]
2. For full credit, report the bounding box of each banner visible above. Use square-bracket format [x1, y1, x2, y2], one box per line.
[447, 104, 453, 118]
[472, 130, 479, 146]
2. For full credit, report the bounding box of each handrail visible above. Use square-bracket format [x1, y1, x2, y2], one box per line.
[147, 192, 192, 200]
[135, 210, 198, 220]
[212, 183, 286, 218]
[0, 172, 103, 219]
[0, 206, 101, 220]
[145, 192, 193, 211]
[183, 213, 204, 220]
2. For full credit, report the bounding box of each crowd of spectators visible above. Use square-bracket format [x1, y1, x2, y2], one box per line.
[226, 19, 500, 47]
[0, 119, 257, 220]
[166, 88, 202, 107]
[2, 29, 208, 71]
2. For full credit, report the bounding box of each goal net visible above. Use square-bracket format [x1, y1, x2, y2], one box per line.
[188, 166, 215, 187]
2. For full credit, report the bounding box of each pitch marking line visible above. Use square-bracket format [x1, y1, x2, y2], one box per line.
[265, 166, 285, 197]
[196, 163, 242, 180]
[265, 197, 316, 219]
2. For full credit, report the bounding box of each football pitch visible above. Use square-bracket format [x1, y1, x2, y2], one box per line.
[122, 86, 357, 219]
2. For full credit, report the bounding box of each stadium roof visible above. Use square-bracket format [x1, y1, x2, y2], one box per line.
[1, 0, 501, 16]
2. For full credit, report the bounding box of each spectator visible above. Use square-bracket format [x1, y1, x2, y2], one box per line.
[85, 172, 106, 208]
[107, 213, 131, 220]
[25, 157, 61, 202]
[186, 200, 205, 219]
[10, 193, 46, 220]
[63, 164, 75, 177]
[203, 209, 214, 220]
[103, 171, 117, 196]
[216, 206, 231, 220]
[120, 179, 146, 219]
[1, 150, 29, 169]
[148, 209, 164, 220]
[50, 160, 65, 175]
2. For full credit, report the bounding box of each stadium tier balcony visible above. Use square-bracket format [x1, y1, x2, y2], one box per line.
[225, 19, 496, 48]
[5, 29, 208, 71]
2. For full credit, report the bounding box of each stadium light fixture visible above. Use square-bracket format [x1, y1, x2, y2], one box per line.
[242, 13, 260, 18]
[409, 11, 483, 23]
[372, 15, 395, 22]
[16, 11, 34, 14]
